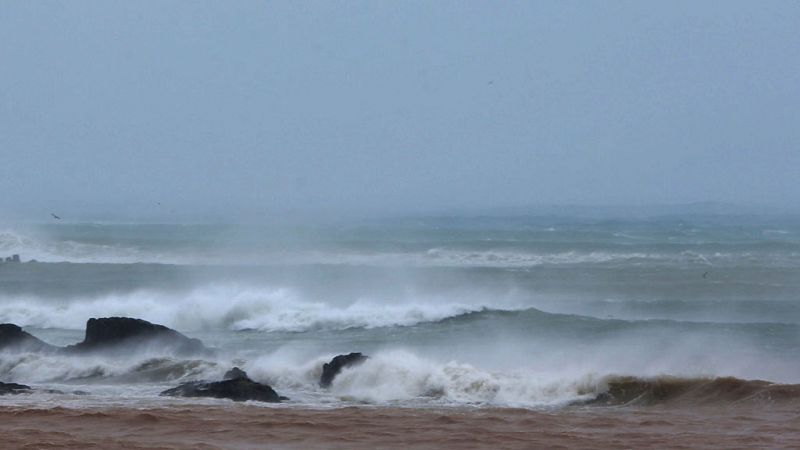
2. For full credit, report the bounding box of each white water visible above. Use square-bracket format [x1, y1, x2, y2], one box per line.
[2, 221, 799, 409]
[0, 284, 504, 332]
[0, 349, 612, 408]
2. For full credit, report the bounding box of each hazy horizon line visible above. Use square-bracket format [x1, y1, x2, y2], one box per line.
[3, 200, 799, 226]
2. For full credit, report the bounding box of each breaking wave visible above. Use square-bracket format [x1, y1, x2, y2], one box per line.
[580, 374, 800, 407]
[0, 353, 222, 386]
[2, 344, 800, 409]
[292, 352, 800, 408]
[0, 285, 505, 332]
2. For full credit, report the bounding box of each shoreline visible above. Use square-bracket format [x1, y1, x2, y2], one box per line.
[0, 404, 798, 449]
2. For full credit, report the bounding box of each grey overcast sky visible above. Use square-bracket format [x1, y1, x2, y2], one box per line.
[1, 1, 799, 220]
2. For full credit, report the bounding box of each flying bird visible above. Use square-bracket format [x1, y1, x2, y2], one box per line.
[51, 213, 62, 220]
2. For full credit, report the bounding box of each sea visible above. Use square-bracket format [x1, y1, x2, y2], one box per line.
[1, 214, 799, 414]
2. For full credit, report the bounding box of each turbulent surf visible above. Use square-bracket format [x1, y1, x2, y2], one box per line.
[1, 217, 799, 409]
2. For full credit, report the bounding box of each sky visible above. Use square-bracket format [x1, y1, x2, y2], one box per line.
[1, 0, 799, 221]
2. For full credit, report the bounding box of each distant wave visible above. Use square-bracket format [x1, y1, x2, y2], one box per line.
[420, 248, 653, 267]
[7, 228, 793, 268]
[0, 230, 662, 267]
[0, 230, 150, 264]
[0, 285, 508, 332]
[5, 284, 800, 336]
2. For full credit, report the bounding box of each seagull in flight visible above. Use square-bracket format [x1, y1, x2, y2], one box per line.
[51, 213, 62, 220]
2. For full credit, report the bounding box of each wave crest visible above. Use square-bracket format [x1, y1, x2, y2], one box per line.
[0, 285, 501, 332]
[580, 375, 800, 407]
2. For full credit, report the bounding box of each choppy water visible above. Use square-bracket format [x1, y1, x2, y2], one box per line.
[1, 216, 799, 408]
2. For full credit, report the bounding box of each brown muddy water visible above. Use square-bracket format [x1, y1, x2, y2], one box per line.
[0, 404, 798, 449]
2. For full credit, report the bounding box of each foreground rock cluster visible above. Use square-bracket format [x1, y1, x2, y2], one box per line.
[0, 317, 367, 403]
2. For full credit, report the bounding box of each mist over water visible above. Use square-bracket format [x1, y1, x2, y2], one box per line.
[1, 215, 799, 408]
[1, 8, 799, 445]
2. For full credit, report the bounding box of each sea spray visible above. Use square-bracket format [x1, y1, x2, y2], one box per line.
[0, 285, 499, 332]
[0, 220, 799, 409]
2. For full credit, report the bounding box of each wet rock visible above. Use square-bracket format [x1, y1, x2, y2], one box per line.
[2, 318, 210, 356]
[161, 368, 286, 403]
[223, 367, 248, 380]
[320, 352, 368, 388]
[0, 324, 57, 353]
[0, 382, 32, 395]
[0, 383, 87, 396]
[64, 317, 209, 356]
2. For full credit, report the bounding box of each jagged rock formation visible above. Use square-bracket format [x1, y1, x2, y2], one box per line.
[63, 317, 209, 355]
[319, 352, 369, 388]
[1, 317, 210, 356]
[223, 367, 248, 380]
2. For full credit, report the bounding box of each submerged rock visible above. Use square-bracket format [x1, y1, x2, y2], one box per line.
[0, 324, 57, 353]
[0, 382, 87, 396]
[320, 352, 369, 388]
[63, 317, 209, 356]
[161, 368, 286, 403]
[0, 382, 32, 395]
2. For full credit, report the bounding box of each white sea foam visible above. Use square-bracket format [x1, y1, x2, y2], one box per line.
[0, 348, 601, 408]
[2, 341, 799, 408]
[322, 351, 591, 406]
[240, 350, 601, 407]
[0, 352, 222, 386]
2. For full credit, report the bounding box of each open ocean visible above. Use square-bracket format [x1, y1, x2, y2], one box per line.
[1, 216, 799, 448]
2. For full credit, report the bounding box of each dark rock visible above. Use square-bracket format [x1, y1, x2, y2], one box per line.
[2, 318, 210, 357]
[161, 368, 286, 403]
[0, 323, 57, 353]
[63, 317, 209, 355]
[41, 389, 66, 394]
[223, 367, 248, 380]
[0, 382, 32, 395]
[0, 383, 85, 396]
[320, 352, 368, 388]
